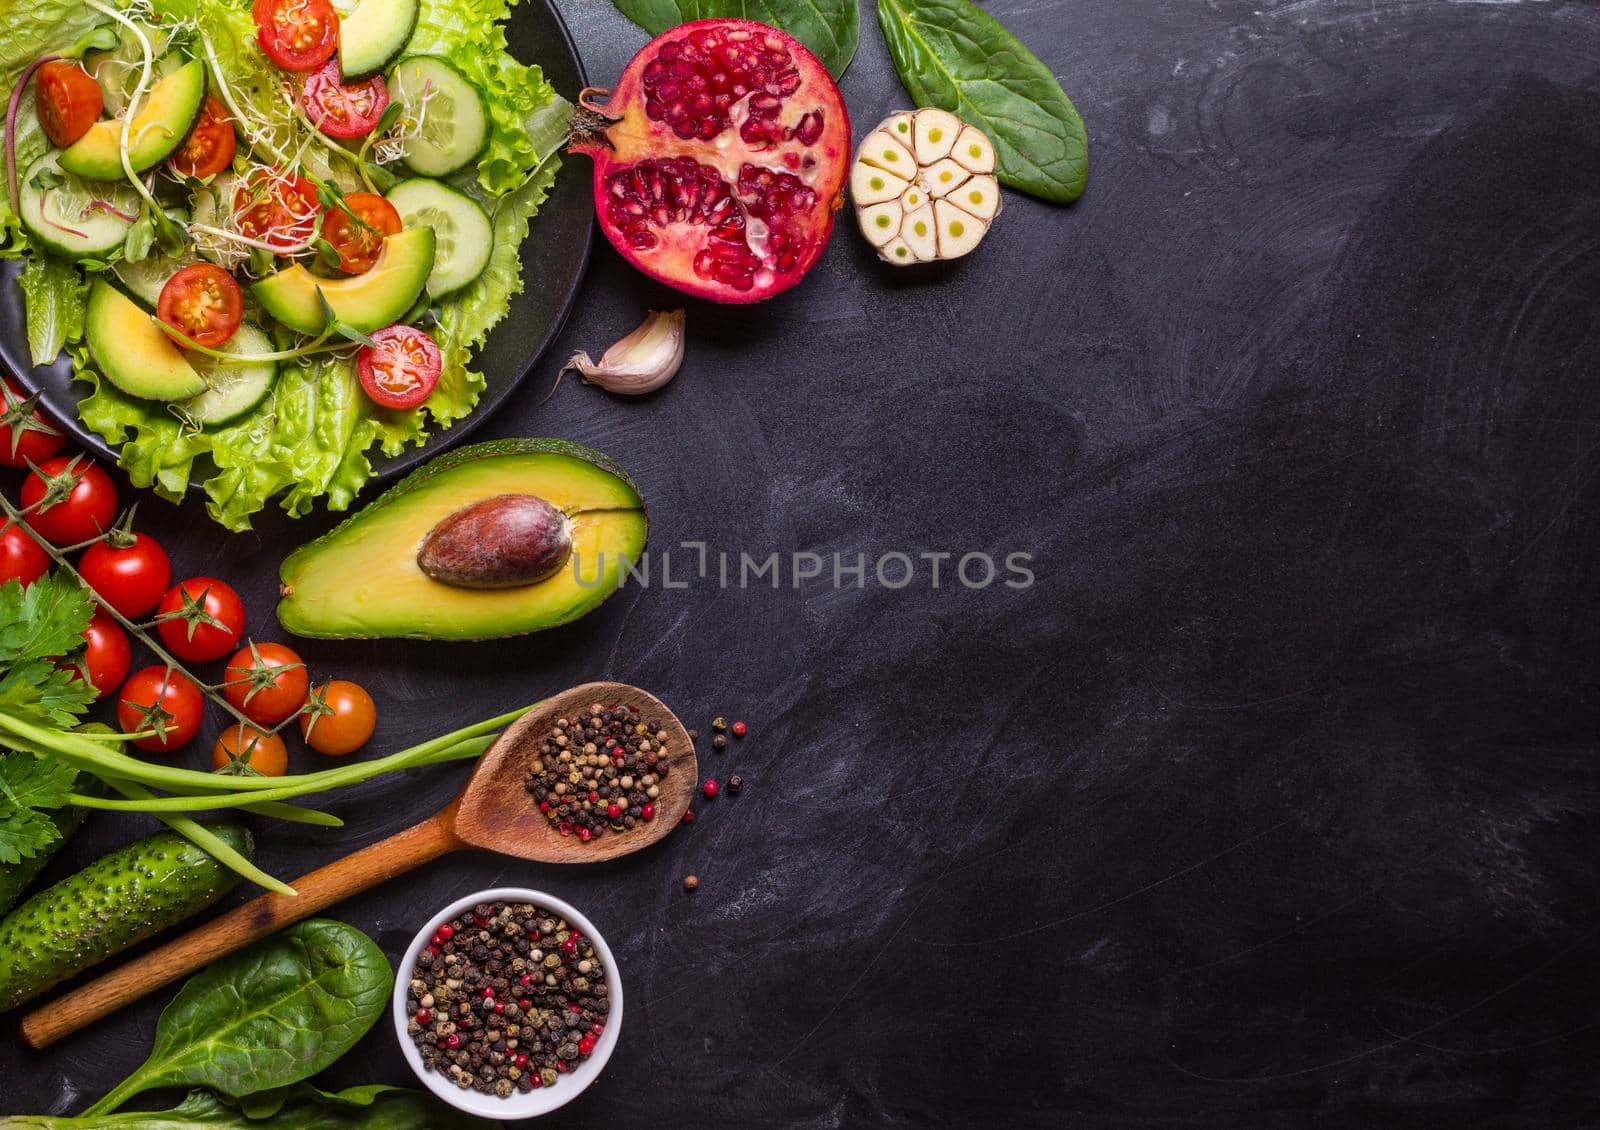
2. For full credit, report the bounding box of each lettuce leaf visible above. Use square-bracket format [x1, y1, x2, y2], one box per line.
[19, 257, 87, 367]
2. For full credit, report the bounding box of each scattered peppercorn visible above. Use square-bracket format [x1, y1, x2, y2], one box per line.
[727, 774, 744, 794]
[688, 728, 699, 741]
[702, 779, 719, 798]
[683, 875, 699, 891]
[710, 716, 727, 732]
[681, 809, 694, 824]
[407, 901, 608, 1098]
[712, 734, 727, 750]
[731, 720, 747, 737]
[523, 701, 676, 843]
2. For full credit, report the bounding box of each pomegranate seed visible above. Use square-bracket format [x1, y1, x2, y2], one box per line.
[703, 779, 719, 798]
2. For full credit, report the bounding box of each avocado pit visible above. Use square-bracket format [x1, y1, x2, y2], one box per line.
[417, 494, 573, 590]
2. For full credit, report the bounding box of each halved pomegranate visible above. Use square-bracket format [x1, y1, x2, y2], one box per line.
[569, 19, 850, 303]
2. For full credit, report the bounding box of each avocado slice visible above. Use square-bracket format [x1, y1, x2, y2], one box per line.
[84, 278, 207, 401]
[59, 58, 206, 180]
[278, 440, 648, 640]
[340, 0, 420, 77]
[252, 227, 435, 335]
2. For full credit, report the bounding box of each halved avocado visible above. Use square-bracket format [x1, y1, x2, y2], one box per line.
[85, 278, 207, 401]
[59, 58, 206, 180]
[340, 0, 420, 77]
[252, 227, 435, 335]
[277, 440, 648, 640]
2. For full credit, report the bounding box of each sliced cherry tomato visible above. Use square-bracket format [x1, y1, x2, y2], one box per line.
[252, 0, 339, 72]
[233, 166, 321, 253]
[157, 264, 244, 350]
[118, 666, 205, 752]
[357, 325, 441, 410]
[223, 642, 309, 726]
[302, 60, 390, 140]
[156, 577, 246, 662]
[77, 612, 131, 699]
[19, 455, 117, 545]
[212, 723, 289, 776]
[0, 521, 49, 587]
[299, 679, 376, 756]
[34, 61, 103, 148]
[79, 532, 172, 619]
[321, 192, 401, 274]
[0, 379, 65, 468]
[168, 95, 237, 179]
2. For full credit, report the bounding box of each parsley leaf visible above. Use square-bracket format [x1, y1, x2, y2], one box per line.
[0, 574, 96, 728]
[0, 754, 78, 865]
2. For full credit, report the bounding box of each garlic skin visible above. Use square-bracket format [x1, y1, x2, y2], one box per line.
[561, 309, 686, 395]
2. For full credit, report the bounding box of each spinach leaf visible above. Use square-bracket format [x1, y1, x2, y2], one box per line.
[83, 920, 392, 1116]
[0, 1084, 494, 1128]
[610, 0, 859, 79]
[877, 0, 1088, 203]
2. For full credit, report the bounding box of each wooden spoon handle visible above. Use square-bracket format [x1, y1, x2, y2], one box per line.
[20, 809, 462, 1050]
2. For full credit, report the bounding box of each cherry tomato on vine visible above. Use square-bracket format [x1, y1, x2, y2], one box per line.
[223, 642, 309, 726]
[252, 0, 339, 72]
[0, 379, 65, 468]
[19, 456, 117, 544]
[320, 192, 401, 274]
[168, 95, 236, 179]
[34, 60, 103, 148]
[233, 166, 321, 253]
[357, 325, 441, 410]
[299, 679, 376, 756]
[212, 723, 289, 776]
[77, 612, 131, 699]
[301, 60, 390, 139]
[118, 666, 205, 752]
[79, 532, 172, 619]
[0, 521, 49, 587]
[156, 577, 246, 662]
[158, 264, 244, 350]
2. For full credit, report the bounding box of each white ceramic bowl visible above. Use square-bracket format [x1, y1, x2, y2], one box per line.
[393, 887, 623, 1120]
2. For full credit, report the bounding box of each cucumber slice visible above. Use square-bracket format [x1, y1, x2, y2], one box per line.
[386, 177, 492, 297]
[17, 152, 138, 260]
[112, 253, 183, 309]
[179, 323, 279, 427]
[387, 56, 488, 177]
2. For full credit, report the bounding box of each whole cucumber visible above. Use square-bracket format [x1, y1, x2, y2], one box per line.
[0, 826, 252, 1013]
[0, 803, 92, 918]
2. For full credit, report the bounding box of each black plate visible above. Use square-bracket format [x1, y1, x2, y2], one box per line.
[0, 0, 592, 487]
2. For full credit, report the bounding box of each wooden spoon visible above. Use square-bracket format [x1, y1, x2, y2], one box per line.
[20, 682, 695, 1050]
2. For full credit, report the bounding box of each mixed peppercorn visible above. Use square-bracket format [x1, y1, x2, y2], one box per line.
[523, 702, 674, 841]
[407, 901, 608, 1097]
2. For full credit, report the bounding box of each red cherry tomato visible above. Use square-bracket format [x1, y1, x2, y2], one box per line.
[0, 379, 65, 468]
[357, 325, 441, 410]
[233, 166, 321, 253]
[34, 60, 103, 148]
[223, 642, 309, 726]
[157, 264, 244, 350]
[79, 532, 172, 619]
[19, 456, 117, 545]
[320, 192, 402, 274]
[156, 577, 246, 662]
[299, 679, 377, 756]
[117, 666, 205, 752]
[301, 60, 390, 139]
[77, 612, 131, 699]
[252, 0, 339, 72]
[168, 95, 236, 179]
[0, 521, 49, 587]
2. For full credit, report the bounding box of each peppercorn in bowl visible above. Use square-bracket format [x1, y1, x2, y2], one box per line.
[394, 888, 623, 1119]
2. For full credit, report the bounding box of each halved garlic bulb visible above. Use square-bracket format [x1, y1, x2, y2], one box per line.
[852, 108, 1001, 265]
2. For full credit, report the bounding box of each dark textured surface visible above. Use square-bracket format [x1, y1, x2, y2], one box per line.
[5, 0, 1600, 1125]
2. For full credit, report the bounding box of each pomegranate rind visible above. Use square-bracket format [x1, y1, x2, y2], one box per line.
[571, 19, 851, 304]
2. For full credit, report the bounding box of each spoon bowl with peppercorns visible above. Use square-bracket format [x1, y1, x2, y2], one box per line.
[395, 888, 624, 1118]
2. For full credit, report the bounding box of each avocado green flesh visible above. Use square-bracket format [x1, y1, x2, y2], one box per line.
[278, 443, 648, 640]
[252, 227, 435, 335]
[59, 58, 206, 179]
[86, 278, 208, 400]
[340, 0, 420, 76]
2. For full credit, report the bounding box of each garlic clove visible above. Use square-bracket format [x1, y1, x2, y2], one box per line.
[912, 108, 962, 165]
[923, 157, 973, 198]
[560, 309, 686, 396]
[949, 174, 1001, 221]
[934, 200, 986, 259]
[884, 112, 915, 146]
[858, 130, 915, 176]
[858, 200, 903, 247]
[951, 125, 996, 174]
[901, 203, 938, 260]
[882, 236, 917, 264]
[851, 162, 910, 205]
[899, 183, 928, 212]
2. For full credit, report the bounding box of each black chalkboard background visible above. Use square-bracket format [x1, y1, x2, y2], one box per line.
[4, 0, 1600, 1125]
